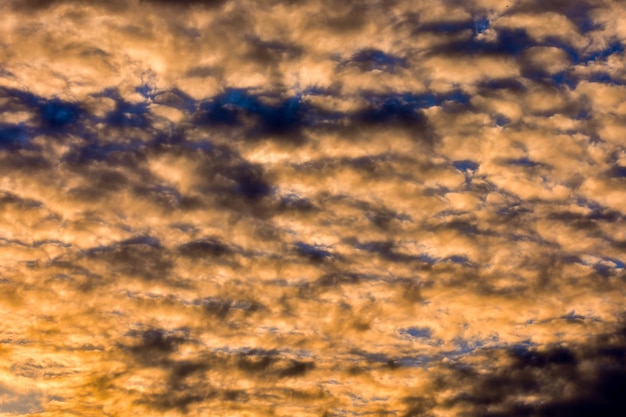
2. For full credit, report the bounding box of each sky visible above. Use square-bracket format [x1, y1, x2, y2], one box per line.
[0, 0, 625, 415]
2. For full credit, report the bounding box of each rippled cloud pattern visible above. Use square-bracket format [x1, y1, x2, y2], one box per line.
[0, 0, 625, 415]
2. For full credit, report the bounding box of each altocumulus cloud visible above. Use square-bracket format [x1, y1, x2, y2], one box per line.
[0, 0, 625, 415]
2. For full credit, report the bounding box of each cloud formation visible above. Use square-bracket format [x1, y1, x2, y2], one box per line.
[0, 0, 625, 415]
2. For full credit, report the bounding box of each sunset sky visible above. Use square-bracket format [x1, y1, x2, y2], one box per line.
[1, 0, 625, 415]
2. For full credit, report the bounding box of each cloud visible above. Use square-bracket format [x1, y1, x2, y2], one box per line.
[438, 321, 626, 417]
[0, 0, 624, 415]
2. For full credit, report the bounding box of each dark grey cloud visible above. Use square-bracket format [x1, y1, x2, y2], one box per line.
[440, 323, 626, 417]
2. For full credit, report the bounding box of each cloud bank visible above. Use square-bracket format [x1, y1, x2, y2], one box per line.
[0, 0, 624, 415]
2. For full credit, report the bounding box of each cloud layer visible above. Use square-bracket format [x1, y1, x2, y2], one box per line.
[0, 0, 625, 415]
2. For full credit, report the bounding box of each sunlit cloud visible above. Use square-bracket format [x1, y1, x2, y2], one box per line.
[0, 0, 625, 415]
